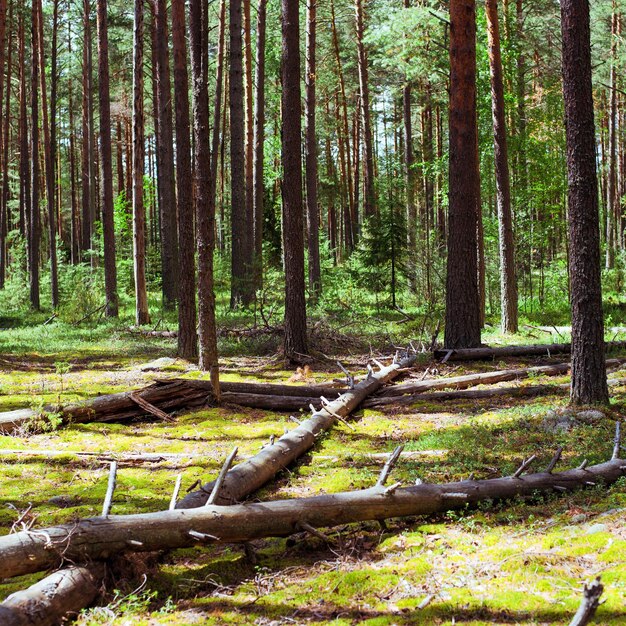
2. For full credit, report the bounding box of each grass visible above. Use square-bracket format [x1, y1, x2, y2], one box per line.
[0, 305, 625, 625]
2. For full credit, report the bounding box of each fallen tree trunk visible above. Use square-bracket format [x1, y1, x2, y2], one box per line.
[0, 380, 210, 434]
[1, 455, 623, 580]
[379, 359, 626, 396]
[176, 354, 417, 508]
[366, 377, 626, 408]
[434, 341, 626, 361]
[171, 378, 347, 397]
[0, 564, 104, 626]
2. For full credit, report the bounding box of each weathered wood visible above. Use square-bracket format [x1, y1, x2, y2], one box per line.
[173, 378, 346, 397]
[365, 378, 626, 408]
[176, 354, 417, 508]
[569, 577, 604, 626]
[434, 341, 626, 361]
[0, 381, 209, 434]
[1, 457, 623, 579]
[0, 564, 104, 626]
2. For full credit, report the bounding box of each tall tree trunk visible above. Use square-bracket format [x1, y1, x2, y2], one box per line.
[281, 0, 308, 360]
[229, 0, 253, 306]
[606, 5, 618, 269]
[403, 81, 417, 291]
[30, 0, 41, 310]
[330, 0, 355, 246]
[243, 0, 254, 281]
[132, 0, 150, 326]
[515, 0, 527, 194]
[560, 0, 608, 405]
[252, 0, 266, 290]
[154, 0, 179, 310]
[444, 0, 481, 349]
[116, 120, 124, 196]
[190, 0, 220, 393]
[80, 0, 93, 256]
[0, 1, 10, 288]
[486, 0, 518, 333]
[355, 0, 375, 218]
[172, 0, 198, 360]
[37, 0, 59, 308]
[18, 14, 28, 240]
[68, 73, 80, 266]
[305, 0, 321, 299]
[96, 0, 119, 317]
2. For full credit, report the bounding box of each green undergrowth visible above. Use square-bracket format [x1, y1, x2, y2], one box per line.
[1, 329, 626, 624]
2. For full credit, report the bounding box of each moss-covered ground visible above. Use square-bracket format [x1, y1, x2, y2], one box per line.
[0, 319, 625, 625]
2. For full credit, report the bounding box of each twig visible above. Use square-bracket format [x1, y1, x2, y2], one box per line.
[545, 447, 563, 473]
[101, 461, 118, 516]
[206, 447, 238, 506]
[169, 474, 183, 511]
[297, 521, 331, 542]
[376, 444, 405, 487]
[612, 421, 622, 460]
[129, 392, 174, 422]
[512, 455, 537, 478]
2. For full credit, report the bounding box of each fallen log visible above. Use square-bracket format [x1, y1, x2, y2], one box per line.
[170, 378, 347, 397]
[378, 358, 626, 396]
[0, 380, 210, 435]
[365, 377, 626, 408]
[0, 448, 446, 467]
[434, 341, 626, 362]
[1, 453, 623, 579]
[0, 564, 104, 626]
[176, 353, 417, 508]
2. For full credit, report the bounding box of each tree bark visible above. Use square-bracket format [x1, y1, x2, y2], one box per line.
[154, 0, 179, 310]
[252, 0, 266, 290]
[486, 0, 518, 333]
[281, 0, 308, 361]
[444, 0, 481, 349]
[243, 0, 255, 282]
[605, 6, 618, 270]
[1, 456, 623, 580]
[229, 0, 253, 306]
[29, 0, 41, 310]
[0, 564, 104, 626]
[305, 0, 321, 299]
[172, 0, 198, 360]
[132, 0, 150, 326]
[560, 0, 609, 405]
[96, 0, 119, 317]
[355, 0, 376, 218]
[190, 0, 220, 390]
[0, 1, 10, 287]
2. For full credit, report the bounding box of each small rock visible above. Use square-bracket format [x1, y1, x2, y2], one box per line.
[571, 514, 587, 523]
[542, 409, 576, 433]
[48, 495, 76, 508]
[575, 410, 606, 424]
[586, 523, 608, 535]
[138, 357, 177, 371]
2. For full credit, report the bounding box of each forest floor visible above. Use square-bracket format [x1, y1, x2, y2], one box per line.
[0, 319, 625, 625]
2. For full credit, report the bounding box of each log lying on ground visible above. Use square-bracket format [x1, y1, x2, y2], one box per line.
[176, 354, 417, 508]
[434, 341, 626, 362]
[0, 564, 104, 626]
[171, 378, 347, 397]
[378, 359, 626, 397]
[1, 455, 623, 579]
[365, 377, 626, 408]
[0, 448, 447, 469]
[0, 380, 210, 435]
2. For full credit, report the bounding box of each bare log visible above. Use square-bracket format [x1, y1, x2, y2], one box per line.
[0, 381, 210, 434]
[0, 457, 623, 579]
[434, 341, 626, 361]
[0, 564, 104, 626]
[379, 359, 625, 397]
[364, 378, 626, 408]
[176, 354, 417, 508]
[169, 378, 347, 397]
